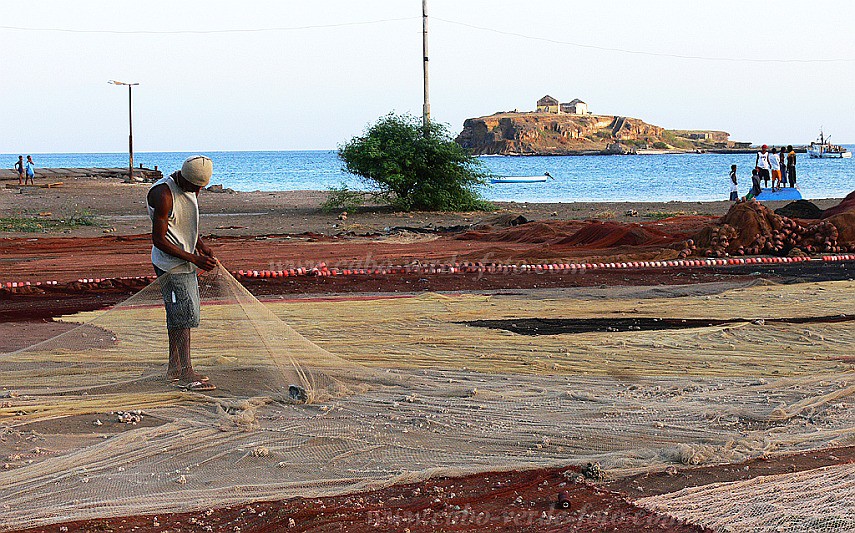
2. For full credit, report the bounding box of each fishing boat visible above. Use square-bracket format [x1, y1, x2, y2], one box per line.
[807, 130, 851, 159]
[490, 172, 553, 184]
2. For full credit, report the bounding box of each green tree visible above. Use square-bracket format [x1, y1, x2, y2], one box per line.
[337, 113, 492, 212]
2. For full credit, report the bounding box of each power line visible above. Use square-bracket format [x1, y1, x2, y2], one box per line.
[5, 13, 851, 64]
[0, 16, 418, 35]
[433, 17, 855, 64]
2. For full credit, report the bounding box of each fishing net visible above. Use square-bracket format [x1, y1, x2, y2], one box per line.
[1, 268, 853, 531]
[637, 464, 855, 531]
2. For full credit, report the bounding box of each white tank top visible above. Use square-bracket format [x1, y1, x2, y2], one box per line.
[756, 152, 770, 170]
[146, 175, 199, 274]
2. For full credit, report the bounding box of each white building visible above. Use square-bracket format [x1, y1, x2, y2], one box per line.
[560, 99, 588, 115]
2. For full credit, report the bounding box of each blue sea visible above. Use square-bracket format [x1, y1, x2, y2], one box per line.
[4, 148, 854, 203]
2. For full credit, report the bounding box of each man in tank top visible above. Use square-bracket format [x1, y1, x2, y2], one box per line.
[755, 144, 771, 188]
[146, 155, 218, 391]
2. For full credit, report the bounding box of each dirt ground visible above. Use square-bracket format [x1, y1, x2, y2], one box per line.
[1, 175, 844, 239]
[12, 447, 855, 533]
[2, 178, 853, 532]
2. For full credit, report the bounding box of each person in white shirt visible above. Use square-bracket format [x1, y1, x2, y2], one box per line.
[754, 144, 771, 188]
[769, 147, 781, 191]
[146, 155, 218, 391]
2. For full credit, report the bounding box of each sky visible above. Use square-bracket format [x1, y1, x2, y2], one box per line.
[1, 0, 854, 154]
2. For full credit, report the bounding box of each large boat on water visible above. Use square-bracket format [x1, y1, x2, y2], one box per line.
[807, 130, 852, 158]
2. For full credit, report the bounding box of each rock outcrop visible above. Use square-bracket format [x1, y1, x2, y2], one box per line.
[455, 112, 729, 155]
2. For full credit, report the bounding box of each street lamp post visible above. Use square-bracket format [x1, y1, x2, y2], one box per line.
[422, 0, 430, 136]
[108, 80, 140, 182]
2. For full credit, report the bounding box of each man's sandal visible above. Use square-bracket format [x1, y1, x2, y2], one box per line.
[168, 374, 210, 383]
[175, 380, 216, 392]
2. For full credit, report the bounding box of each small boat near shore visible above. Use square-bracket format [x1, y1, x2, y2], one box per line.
[491, 172, 553, 184]
[807, 130, 851, 159]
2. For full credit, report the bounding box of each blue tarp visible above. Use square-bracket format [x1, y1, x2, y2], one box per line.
[756, 188, 802, 201]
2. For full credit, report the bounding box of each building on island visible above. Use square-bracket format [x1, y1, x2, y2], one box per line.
[536, 95, 560, 113]
[560, 99, 588, 115]
[536, 95, 589, 115]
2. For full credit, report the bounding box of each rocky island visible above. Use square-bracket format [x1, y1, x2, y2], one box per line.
[455, 95, 749, 156]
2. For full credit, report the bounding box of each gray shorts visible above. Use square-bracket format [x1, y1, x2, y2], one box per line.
[154, 266, 201, 330]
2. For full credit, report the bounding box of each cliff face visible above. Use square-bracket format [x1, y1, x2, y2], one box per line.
[455, 112, 729, 155]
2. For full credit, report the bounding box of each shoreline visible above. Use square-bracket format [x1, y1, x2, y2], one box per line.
[481, 147, 810, 156]
[0, 176, 846, 239]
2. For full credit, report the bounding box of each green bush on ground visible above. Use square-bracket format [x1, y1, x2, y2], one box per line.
[336, 113, 493, 212]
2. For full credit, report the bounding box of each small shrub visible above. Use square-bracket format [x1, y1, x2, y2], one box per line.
[645, 211, 686, 220]
[321, 185, 377, 214]
[339, 113, 493, 212]
[0, 211, 99, 232]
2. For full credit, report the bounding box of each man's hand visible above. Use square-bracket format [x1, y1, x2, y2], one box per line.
[197, 243, 214, 258]
[191, 253, 218, 271]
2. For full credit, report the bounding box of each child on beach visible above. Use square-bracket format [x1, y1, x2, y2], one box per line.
[729, 164, 738, 201]
[25, 155, 35, 185]
[14, 156, 25, 185]
[748, 168, 761, 199]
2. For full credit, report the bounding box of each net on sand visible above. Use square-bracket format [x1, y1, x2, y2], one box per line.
[1, 267, 853, 531]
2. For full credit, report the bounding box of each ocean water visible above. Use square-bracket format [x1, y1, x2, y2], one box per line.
[4, 148, 854, 203]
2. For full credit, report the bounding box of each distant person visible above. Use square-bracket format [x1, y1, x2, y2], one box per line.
[769, 147, 780, 191]
[749, 167, 762, 198]
[779, 147, 788, 188]
[24, 155, 35, 185]
[786, 145, 797, 188]
[14, 155, 24, 185]
[729, 164, 739, 201]
[755, 144, 771, 188]
[146, 155, 218, 392]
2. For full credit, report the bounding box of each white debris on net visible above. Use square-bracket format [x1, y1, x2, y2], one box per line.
[115, 410, 143, 424]
[250, 446, 269, 458]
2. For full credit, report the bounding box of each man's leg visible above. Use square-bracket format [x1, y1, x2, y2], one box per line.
[160, 269, 212, 388]
[166, 327, 210, 382]
[167, 327, 191, 380]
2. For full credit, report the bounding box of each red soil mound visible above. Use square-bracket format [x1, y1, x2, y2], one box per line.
[455, 217, 714, 263]
[457, 221, 587, 244]
[459, 217, 710, 247]
[821, 190, 855, 218]
[555, 221, 675, 248]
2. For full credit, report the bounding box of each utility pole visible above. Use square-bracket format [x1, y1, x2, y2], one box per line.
[108, 80, 140, 182]
[422, 0, 430, 136]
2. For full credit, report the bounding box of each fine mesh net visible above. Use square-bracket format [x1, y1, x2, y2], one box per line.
[1, 268, 853, 531]
[3, 265, 373, 405]
[637, 464, 855, 531]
